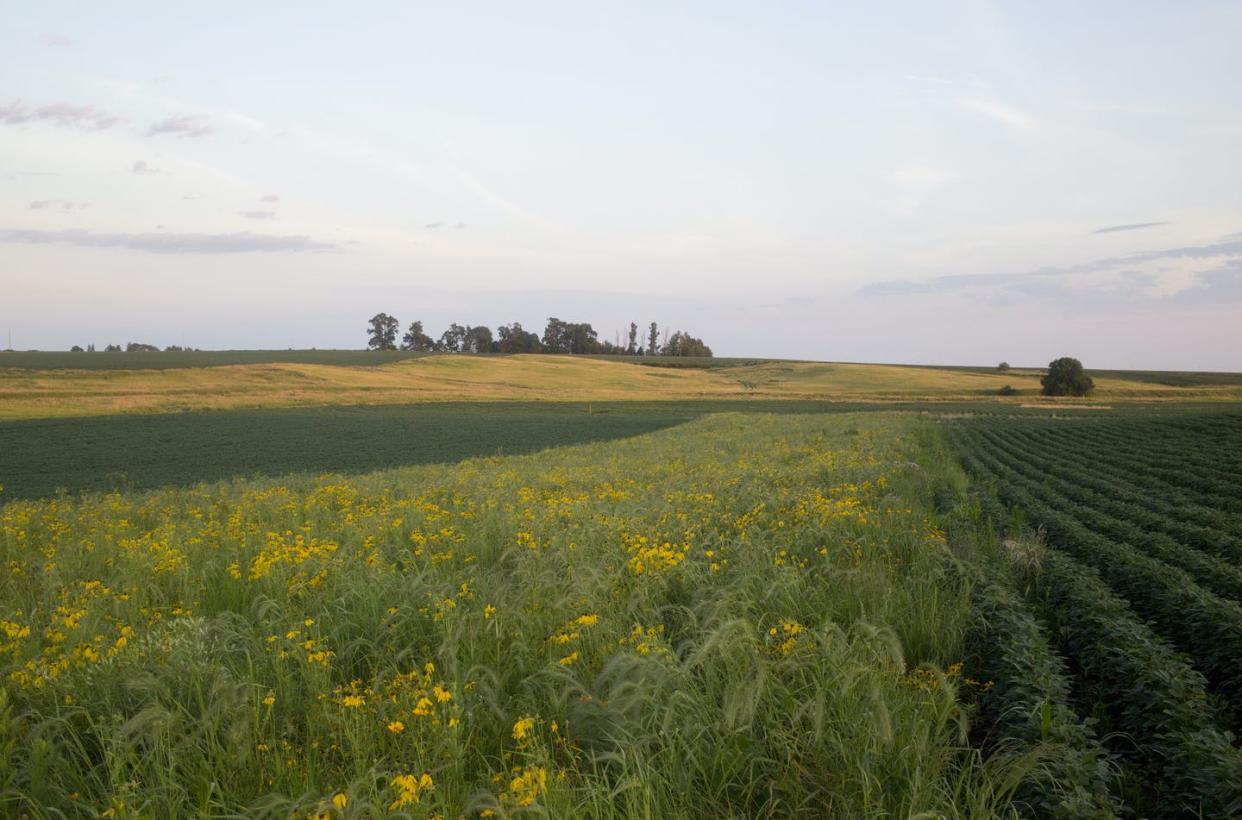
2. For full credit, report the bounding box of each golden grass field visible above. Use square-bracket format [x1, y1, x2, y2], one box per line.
[2, 355, 1239, 420]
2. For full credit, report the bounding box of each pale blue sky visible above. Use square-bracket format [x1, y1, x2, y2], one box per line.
[2, 1, 1240, 368]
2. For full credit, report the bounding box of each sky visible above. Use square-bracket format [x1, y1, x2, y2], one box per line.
[2, 1, 1241, 369]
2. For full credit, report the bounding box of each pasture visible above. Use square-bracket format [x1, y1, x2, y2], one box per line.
[4, 354, 1241, 421]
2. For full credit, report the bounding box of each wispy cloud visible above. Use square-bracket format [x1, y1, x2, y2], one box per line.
[41, 33, 75, 47]
[1093, 221, 1169, 235]
[858, 239, 1242, 307]
[960, 97, 1036, 130]
[0, 228, 337, 254]
[239, 210, 276, 220]
[146, 114, 212, 138]
[0, 100, 119, 131]
[888, 164, 952, 215]
[29, 199, 89, 211]
[259, 193, 280, 203]
[131, 160, 165, 175]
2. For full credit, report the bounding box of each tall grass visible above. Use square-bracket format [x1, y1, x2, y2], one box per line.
[0, 412, 1015, 817]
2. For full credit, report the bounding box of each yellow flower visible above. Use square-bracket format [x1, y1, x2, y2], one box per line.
[558, 650, 579, 666]
[413, 696, 433, 716]
[503, 765, 548, 807]
[342, 695, 365, 709]
[388, 720, 405, 733]
[512, 715, 536, 744]
[332, 792, 347, 809]
[432, 683, 452, 703]
[484, 604, 496, 620]
[262, 692, 276, 707]
[390, 772, 434, 809]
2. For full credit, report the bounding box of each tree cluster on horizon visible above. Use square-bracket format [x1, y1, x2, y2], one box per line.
[367, 315, 713, 357]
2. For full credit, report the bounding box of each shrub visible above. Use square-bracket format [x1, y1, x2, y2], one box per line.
[998, 385, 1018, 396]
[1040, 358, 1094, 397]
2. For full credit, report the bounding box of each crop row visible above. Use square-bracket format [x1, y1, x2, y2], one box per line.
[956, 437, 1242, 715]
[1045, 420, 1242, 486]
[1006, 424, 1242, 534]
[1031, 548, 1242, 816]
[976, 418, 1242, 507]
[975, 427, 1242, 586]
[953, 436, 1242, 816]
[964, 573, 1116, 817]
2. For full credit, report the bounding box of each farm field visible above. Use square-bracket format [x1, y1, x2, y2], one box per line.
[948, 409, 1242, 816]
[5, 354, 1241, 421]
[4, 351, 1242, 817]
[0, 412, 1015, 817]
[0, 398, 1147, 502]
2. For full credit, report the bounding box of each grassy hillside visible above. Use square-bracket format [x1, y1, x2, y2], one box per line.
[4, 354, 1238, 421]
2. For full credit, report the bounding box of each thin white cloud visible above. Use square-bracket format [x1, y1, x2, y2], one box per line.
[0, 228, 336, 254]
[240, 210, 276, 220]
[146, 114, 213, 138]
[0, 100, 120, 131]
[131, 160, 165, 175]
[888, 164, 952, 215]
[960, 97, 1036, 130]
[859, 238, 1242, 307]
[1093, 221, 1168, 235]
[259, 193, 280, 203]
[41, 33, 75, 48]
[29, 199, 89, 211]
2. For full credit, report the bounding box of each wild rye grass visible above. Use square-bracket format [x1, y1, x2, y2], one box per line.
[0, 412, 1017, 818]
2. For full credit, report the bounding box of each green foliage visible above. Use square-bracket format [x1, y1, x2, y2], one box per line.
[497, 322, 542, 353]
[1030, 551, 1242, 817]
[401, 321, 435, 352]
[998, 385, 1018, 396]
[1040, 358, 1094, 397]
[0, 413, 1014, 817]
[0, 403, 699, 500]
[662, 331, 713, 358]
[949, 410, 1242, 817]
[964, 576, 1117, 817]
[366, 313, 399, 351]
[541, 318, 600, 354]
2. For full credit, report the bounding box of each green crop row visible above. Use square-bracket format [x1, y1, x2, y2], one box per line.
[1010, 424, 1242, 538]
[964, 575, 1117, 818]
[959, 439, 1242, 716]
[975, 428, 1242, 597]
[1031, 548, 1242, 817]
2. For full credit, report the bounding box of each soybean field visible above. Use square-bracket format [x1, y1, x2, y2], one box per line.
[948, 409, 1242, 817]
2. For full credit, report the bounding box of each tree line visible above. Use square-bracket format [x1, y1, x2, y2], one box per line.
[367, 315, 713, 357]
[69, 343, 195, 352]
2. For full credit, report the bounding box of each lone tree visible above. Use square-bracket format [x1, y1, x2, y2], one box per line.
[647, 322, 660, 355]
[1041, 357, 1094, 397]
[367, 313, 399, 350]
[997, 361, 1010, 371]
